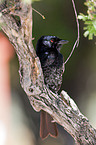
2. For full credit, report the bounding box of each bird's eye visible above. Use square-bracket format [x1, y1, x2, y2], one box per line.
[50, 39, 54, 43]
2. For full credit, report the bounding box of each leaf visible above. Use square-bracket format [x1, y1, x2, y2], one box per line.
[83, 31, 89, 37]
[92, 20, 96, 30]
[85, 21, 92, 25]
[88, 33, 93, 40]
[78, 15, 84, 20]
[78, 13, 89, 21]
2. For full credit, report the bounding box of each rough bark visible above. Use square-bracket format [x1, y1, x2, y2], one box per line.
[0, 1, 96, 144]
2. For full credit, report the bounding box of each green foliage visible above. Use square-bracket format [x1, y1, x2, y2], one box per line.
[78, 1, 96, 40]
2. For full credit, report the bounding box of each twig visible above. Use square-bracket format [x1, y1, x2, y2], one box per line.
[64, 0, 80, 64]
[32, 7, 45, 19]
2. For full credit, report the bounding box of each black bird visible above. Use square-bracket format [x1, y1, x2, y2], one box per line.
[36, 36, 68, 139]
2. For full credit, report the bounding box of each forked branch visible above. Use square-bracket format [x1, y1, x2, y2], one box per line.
[0, 1, 96, 144]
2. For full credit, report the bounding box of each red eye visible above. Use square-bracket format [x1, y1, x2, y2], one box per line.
[50, 39, 54, 43]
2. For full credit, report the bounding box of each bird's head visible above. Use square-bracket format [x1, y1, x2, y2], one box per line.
[36, 36, 68, 55]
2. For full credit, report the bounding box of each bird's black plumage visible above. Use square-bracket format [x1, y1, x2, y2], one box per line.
[36, 36, 68, 93]
[36, 35, 68, 139]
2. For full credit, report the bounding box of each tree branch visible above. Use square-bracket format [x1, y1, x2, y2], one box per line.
[0, 1, 96, 144]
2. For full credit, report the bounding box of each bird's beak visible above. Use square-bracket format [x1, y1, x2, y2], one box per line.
[58, 39, 69, 45]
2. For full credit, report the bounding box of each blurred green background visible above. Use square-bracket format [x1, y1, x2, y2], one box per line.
[10, 0, 96, 145]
